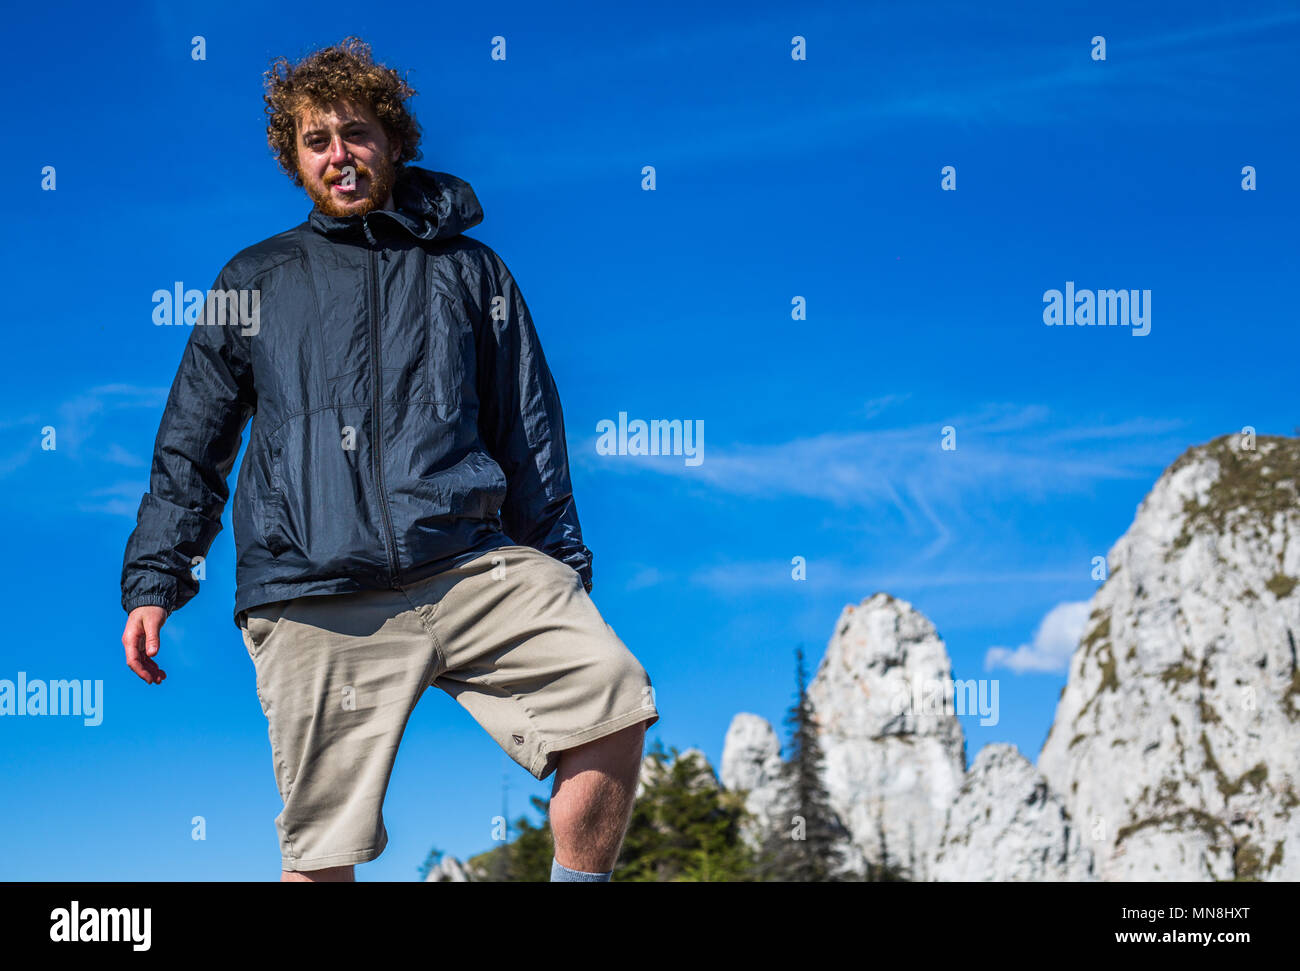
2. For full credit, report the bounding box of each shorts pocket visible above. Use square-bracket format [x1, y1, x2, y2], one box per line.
[242, 600, 290, 658]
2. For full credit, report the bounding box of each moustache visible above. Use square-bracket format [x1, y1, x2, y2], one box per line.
[325, 164, 372, 184]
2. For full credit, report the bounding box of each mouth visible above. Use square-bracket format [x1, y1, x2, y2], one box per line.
[327, 172, 367, 194]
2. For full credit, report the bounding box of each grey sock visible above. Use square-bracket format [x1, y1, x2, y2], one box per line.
[551, 857, 612, 882]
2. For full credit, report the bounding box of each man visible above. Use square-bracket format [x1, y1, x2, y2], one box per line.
[119, 37, 658, 883]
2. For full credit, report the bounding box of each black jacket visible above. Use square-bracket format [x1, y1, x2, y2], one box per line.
[121, 167, 593, 628]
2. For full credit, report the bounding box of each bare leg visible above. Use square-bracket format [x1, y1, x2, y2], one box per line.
[281, 865, 355, 882]
[548, 720, 649, 873]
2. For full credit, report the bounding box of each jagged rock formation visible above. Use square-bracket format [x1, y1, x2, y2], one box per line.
[720, 714, 785, 848]
[722, 594, 967, 879]
[434, 435, 1300, 881]
[424, 855, 471, 882]
[929, 743, 1096, 880]
[1039, 434, 1300, 880]
[720, 432, 1300, 881]
[806, 593, 967, 879]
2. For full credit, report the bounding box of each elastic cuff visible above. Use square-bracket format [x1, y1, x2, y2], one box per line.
[123, 594, 174, 614]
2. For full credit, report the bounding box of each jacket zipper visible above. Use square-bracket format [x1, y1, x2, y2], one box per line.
[369, 244, 403, 588]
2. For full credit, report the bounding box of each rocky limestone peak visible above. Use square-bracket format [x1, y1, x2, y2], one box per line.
[719, 595, 968, 879]
[930, 743, 1096, 881]
[806, 592, 967, 879]
[721, 712, 783, 792]
[720, 713, 791, 851]
[1038, 434, 1300, 880]
[424, 855, 471, 882]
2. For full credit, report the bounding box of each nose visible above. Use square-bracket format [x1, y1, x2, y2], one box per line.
[329, 134, 350, 167]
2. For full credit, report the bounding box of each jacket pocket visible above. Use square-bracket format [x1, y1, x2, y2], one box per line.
[265, 433, 290, 558]
[426, 282, 471, 422]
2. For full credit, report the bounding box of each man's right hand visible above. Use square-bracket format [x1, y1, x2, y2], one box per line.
[123, 606, 169, 685]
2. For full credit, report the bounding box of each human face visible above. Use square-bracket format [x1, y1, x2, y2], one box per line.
[294, 99, 402, 218]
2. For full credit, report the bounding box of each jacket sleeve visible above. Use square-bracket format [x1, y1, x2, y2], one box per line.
[475, 248, 594, 592]
[121, 266, 257, 615]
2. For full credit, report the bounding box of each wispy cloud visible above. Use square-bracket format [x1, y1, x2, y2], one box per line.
[625, 566, 665, 591]
[689, 558, 1083, 595]
[859, 393, 912, 421]
[104, 443, 148, 467]
[984, 600, 1091, 674]
[1, 384, 167, 479]
[576, 403, 1188, 559]
[472, 7, 1300, 184]
[76, 480, 152, 519]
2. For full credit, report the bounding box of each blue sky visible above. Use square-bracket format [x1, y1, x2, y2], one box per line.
[3, 0, 1296, 880]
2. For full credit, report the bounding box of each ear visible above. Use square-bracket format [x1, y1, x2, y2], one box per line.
[390, 136, 402, 162]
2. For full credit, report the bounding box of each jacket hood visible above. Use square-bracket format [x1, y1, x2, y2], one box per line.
[308, 166, 484, 245]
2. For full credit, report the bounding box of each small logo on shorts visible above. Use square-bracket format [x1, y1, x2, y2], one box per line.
[512, 733, 525, 744]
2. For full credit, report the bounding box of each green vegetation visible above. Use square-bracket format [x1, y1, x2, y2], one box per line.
[444, 644, 908, 882]
[1266, 574, 1297, 599]
[1115, 807, 1226, 847]
[752, 645, 873, 881]
[1167, 434, 1300, 555]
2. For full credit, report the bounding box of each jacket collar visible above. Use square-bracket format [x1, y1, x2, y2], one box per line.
[307, 166, 484, 246]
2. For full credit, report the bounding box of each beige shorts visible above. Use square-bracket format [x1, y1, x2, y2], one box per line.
[238, 544, 660, 872]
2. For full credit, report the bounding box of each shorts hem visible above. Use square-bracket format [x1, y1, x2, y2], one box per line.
[281, 839, 387, 872]
[531, 704, 660, 779]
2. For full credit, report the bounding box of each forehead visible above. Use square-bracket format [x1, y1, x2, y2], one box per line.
[295, 99, 379, 136]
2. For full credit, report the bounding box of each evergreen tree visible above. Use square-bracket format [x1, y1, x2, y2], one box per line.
[752, 644, 856, 881]
[502, 795, 556, 880]
[467, 795, 555, 881]
[417, 845, 444, 881]
[616, 738, 757, 881]
[453, 740, 760, 881]
[860, 801, 908, 881]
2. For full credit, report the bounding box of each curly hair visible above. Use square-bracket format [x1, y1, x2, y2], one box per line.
[263, 37, 423, 185]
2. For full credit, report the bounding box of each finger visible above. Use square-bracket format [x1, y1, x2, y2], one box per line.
[125, 647, 148, 683]
[143, 619, 163, 659]
[123, 624, 146, 681]
[123, 627, 165, 684]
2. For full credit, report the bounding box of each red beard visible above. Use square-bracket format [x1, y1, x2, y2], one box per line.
[303, 154, 398, 218]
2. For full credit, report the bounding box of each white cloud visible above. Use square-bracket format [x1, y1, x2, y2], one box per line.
[576, 404, 1187, 555]
[984, 600, 1092, 674]
[625, 566, 664, 591]
[1, 384, 167, 479]
[104, 443, 147, 467]
[689, 558, 1081, 594]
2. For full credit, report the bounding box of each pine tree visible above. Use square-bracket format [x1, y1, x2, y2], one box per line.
[615, 738, 758, 882]
[467, 794, 555, 881]
[464, 743, 757, 881]
[417, 845, 444, 881]
[861, 800, 908, 881]
[752, 644, 856, 881]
